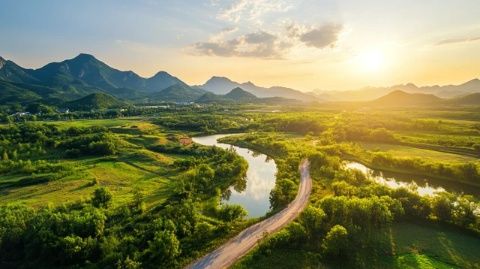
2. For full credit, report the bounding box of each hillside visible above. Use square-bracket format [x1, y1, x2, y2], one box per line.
[0, 54, 187, 104]
[148, 84, 206, 102]
[196, 87, 299, 104]
[65, 92, 128, 110]
[448, 92, 480, 106]
[318, 78, 480, 101]
[224, 87, 258, 102]
[197, 76, 318, 102]
[196, 92, 230, 103]
[371, 90, 443, 107]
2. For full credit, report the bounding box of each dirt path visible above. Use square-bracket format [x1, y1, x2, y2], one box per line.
[187, 159, 312, 269]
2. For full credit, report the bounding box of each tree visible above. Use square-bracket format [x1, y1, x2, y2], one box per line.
[2, 151, 8, 161]
[217, 204, 247, 222]
[270, 178, 296, 209]
[148, 230, 180, 264]
[92, 187, 113, 208]
[432, 194, 453, 222]
[300, 206, 326, 238]
[322, 225, 349, 258]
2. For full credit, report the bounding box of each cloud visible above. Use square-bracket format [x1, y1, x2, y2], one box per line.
[189, 21, 343, 59]
[436, 36, 480, 45]
[298, 24, 343, 49]
[217, 0, 292, 23]
[190, 30, 290, 59]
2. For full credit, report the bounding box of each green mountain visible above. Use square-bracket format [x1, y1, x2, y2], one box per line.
[32, 54, 185, 95]
[196, 92, 229, 103]
[148, 84, 206, 102]
[371, 90, 443, 107]
[195, 87, 298, 104]
[145, 71, 188, 92]
[197, 76, 318, 101]
[224, 87, 257, 102]
[65, 93, 128, 110]
[0, 54, 187, 105]
[0, 57, 39, 84]
[448, 92, 480, 106]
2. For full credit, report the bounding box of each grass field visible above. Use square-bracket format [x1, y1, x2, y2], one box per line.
[0, 119, 187, 208]
[233, 221, 480, 269]
[359, 142, 478, 164]
[392, 222, 480, 269]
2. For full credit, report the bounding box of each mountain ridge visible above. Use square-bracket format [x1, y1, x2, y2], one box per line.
[196, 76, 318, 102]
[316, 78, 480, 101]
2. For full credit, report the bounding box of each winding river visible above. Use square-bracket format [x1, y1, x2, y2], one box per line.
[192, 134, 277, 218]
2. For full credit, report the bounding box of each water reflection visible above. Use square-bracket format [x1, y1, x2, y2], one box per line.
[192, 134, 277, 218]
[345, 162, 446, 196]
[344, 161, 480, 196]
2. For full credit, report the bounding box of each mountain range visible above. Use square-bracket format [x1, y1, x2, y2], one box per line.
[195, 76, 317, 102]
[2, 53, 480, 109]
[368, 90, 480, 107]
[0, 54, 318, 108]
[196, 87, 299, 105]
[316, 79, 480, 101]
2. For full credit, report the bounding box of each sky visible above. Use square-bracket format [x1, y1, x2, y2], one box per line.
[1, 0, 480, 91]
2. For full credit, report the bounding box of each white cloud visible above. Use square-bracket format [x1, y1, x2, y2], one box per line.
[190, 30, 290, 59]
[436, 36, 480, 45]
[299, 23, 343, 49]
[216, 0, 292, 23]
[190, 21, 343, 59]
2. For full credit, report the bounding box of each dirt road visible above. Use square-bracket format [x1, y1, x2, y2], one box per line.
[187, 159, 312, 269]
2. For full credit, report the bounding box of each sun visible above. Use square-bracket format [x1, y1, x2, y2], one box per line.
[358, 50, 385, 73]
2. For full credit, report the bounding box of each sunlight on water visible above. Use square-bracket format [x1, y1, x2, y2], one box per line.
[192, 134, 277, 218]
[345, 162, 445, 196]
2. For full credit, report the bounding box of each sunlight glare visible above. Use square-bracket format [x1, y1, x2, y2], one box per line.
[359, 50, 385, 73]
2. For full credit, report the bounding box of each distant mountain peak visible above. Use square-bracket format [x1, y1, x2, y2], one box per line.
[151, 71, 172, 78]
[243, 81, 255, 87]
[70, 53, 98, 64]
[463, 78, 480, 86]
[372, 90, 443, 107]
[153, 70, 168, 75]
[0, 56, 5, 69]
[225, 87, 257, 101]
[229, 87, 248, 93]
[206, 76, 233, 83]
[75, 53, 96, 59]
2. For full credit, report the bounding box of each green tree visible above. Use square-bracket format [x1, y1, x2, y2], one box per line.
[148, 230, 180, 264]
[217, 204, 247, 222]
[300, 206, 326, 238]
[92, 187, 113, 208]
[322, 225, 349, 258]
[432, 195, 453, 222]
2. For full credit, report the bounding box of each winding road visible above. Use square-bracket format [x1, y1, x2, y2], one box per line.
[187, 159, 312, 269]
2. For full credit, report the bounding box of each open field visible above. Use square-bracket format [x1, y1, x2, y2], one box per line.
[0, 119, 181, 208]
[392, 222, 480, 269]
[233, 221, 480, 269]
[359, 142, 478, 164]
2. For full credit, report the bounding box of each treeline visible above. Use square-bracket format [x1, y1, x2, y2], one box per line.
[0, 104, 241, 123]
[152, 114, 253, 134]
[0, 123, 118, 186]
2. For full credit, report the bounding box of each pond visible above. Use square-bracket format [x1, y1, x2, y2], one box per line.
[192, 134, 277, 218]
[345, 161, 480, 196]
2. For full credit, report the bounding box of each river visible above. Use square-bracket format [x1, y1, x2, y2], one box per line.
[192, 134, 277, 218]
[345, 161, 480, 196]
